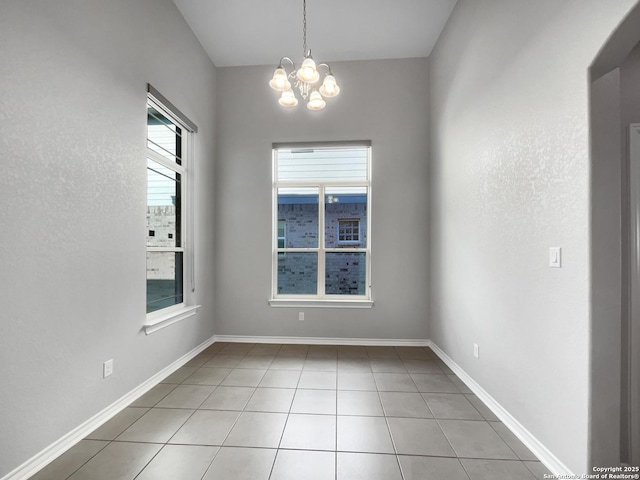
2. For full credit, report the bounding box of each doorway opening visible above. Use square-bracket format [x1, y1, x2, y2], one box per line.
[590, 4, 640, 467]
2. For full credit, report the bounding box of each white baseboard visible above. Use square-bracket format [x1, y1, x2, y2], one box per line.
[2, 335, 216, 480]
[429, 342, 573, 476]
[213, 334, 430, 347]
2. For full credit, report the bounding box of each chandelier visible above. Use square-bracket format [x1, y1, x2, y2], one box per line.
[268, 0, 340, 110]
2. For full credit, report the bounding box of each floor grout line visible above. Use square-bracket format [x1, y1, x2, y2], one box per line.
[31, 344, 548, 480]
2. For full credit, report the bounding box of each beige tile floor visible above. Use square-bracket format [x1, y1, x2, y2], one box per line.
[29, 343, 552, 480]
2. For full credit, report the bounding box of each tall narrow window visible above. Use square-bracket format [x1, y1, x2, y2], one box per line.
[146, 94, 193, 315]
[271, 143, 372, 305]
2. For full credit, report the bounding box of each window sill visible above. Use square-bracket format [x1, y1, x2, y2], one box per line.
[144, 305, 201, 335]
[269, 298, 374, 309]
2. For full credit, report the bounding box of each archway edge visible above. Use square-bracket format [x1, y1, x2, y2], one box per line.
[589, 0, 640, 469]
[590, 2, 640, 80]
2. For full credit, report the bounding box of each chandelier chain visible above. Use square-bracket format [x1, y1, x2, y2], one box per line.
[302, 0, 307, 56]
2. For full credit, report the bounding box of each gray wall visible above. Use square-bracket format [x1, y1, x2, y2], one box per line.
[0, 1, 217, 476]
[429, 0, 638, 474]
[589, 37, 640, 469]
[590, 67, 623, 469]
[214, 58, 429, 340]
[621, 43, 640, 129]
[620, 41, 640, 464]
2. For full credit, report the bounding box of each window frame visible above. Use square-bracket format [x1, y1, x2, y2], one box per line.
[269, 142, 373, 308]
[144, 86, 200, 332]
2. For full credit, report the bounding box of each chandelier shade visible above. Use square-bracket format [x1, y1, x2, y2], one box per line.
[306, 90, 326, 111]
[319, 74, 340, 97]
[268, 0, 339, 111]
[297, 57, 319, 83]
[279, 89, 299, 107]
[269, 68, 291, 91]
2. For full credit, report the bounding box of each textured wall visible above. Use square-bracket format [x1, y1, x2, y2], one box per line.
[429, 0, 637, 473]
[0, 1, 217, 476]
[214, 58, 429, 339]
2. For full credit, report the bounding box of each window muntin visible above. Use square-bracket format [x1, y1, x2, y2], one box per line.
[272, 144, 371, 300]
[146, 98, 191, 314]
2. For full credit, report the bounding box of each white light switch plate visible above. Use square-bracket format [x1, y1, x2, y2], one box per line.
[103, 359, 113, 378]
[549, 247, 562, 268]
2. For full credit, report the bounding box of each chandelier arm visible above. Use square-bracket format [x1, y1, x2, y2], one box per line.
[316, 63, 333, 74]
[279, 56, 296, 71]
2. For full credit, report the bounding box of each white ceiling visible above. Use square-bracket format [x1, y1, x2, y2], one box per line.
[173, 0, 458, 67]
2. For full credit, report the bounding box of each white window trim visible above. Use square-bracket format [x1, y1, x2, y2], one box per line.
[270, 143, 372, 308]
[145, 87, 199, 332]
[144, 304, 201, 334]
[268, 298, 373, 308]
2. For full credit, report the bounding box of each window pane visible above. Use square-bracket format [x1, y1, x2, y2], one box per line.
[277, 146, 368, 182]
[277, 187, 318, 248]
[147, 106, 182, 164]
[147, 251, 183, 312]
[147, 159, 181, 247]
[325, 187, 367, 248]
[325, 252, 366, 295]
[278, 252, 317, 294]
[277, 220, 286, 248]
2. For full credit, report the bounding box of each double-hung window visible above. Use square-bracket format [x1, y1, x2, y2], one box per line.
[270, 142, 372, 307]
[145, 85, 199, 330]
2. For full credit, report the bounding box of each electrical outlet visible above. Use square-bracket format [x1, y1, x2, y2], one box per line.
[103, 359, 114, 378]
[473, 344, 479, 359]
[298, 312, 305, 321]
